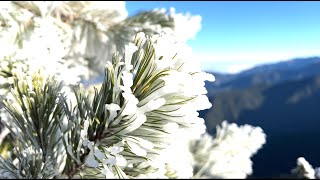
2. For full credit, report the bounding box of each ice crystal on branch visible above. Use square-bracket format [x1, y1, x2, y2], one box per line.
[0, 71, 66, 178]
[190, 121, 266, 179]
[291, 157, 318, 179]
[59, 32, 215, 178]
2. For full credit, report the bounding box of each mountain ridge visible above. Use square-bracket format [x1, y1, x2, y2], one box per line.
[205, 56, 320, 95]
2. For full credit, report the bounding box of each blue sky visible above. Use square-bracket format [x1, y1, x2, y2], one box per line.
[126, 1, 320, 73]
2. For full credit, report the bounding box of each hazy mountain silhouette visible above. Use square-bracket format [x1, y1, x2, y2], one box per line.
[204, 75, 320, 133]
[205, 56, 320, 95]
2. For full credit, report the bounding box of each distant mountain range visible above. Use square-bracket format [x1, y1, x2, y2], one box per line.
[205, 56, 320, 95]
[201, 56, 320, 178]
[204, 74, 320, 133]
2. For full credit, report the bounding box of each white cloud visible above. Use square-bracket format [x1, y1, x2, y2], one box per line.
[192, 48, 320, 73]
[227, 64, 255, 74]
[169, 7, 202, 41]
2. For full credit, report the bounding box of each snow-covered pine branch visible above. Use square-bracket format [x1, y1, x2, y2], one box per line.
[0, 1, 270, 179]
